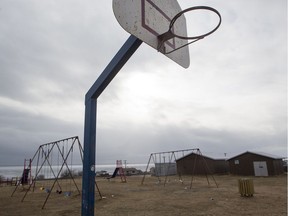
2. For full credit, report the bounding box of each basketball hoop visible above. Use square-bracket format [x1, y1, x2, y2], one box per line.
[158, 6, 222, 54]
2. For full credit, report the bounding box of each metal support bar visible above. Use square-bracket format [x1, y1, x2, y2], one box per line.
[81, 35, 142, 216]
[85, 35, 143, 102]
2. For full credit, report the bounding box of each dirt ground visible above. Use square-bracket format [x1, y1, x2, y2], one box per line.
[0, 174, 287, 216]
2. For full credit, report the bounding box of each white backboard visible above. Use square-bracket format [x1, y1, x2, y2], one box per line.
[113, 0, 190, 68]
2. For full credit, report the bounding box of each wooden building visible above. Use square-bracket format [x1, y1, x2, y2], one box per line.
[176, 153, 228, 175]
[227, 151, 284, 176]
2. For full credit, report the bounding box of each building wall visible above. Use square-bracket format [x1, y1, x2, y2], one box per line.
[176, 154, 215, 175]
[272, 159, 284, 175]
[154, 163, 177, 176]
[228, 152, 284, 176]
[229, 153, 258, 176]
[214, 160, 230, 174]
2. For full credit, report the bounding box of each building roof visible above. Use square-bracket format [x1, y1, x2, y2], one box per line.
[176, 152, 215, 161]
[227, 151, 284, 161]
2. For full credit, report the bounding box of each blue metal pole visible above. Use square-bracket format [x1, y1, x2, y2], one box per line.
[82, 35, 142, 216]
[82, 98, 97, 215]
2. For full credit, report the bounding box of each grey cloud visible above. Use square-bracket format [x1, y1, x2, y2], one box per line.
[95, 121, 287, 164]
[0, 0, 286, 167]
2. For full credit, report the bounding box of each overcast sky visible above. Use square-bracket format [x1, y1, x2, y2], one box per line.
[0, 0, 287, 166]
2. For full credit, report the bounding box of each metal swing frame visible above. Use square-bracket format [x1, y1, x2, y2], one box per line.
[141, 148, 218, 188]
[13, 136, 83, 209]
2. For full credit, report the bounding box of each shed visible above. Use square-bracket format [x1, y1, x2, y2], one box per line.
[151, 163, 177, 176]
[176, 153, 229, 175]
[227, 151, 284, 176]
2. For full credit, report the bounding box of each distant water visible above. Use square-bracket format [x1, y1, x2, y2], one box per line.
[0, 164, 152, 179]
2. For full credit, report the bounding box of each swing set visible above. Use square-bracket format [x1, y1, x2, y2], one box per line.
[141, 148, 218, 188]
[11, 136, 84, 209]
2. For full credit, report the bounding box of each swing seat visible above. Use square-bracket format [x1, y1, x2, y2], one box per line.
[56, 189, 62, 194]
[45, 188, 51, 193]
[64, 191, 72, 197]
[40, 187, 45, 191]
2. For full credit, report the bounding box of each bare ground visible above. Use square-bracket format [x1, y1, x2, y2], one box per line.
[0, 174, 287, 216]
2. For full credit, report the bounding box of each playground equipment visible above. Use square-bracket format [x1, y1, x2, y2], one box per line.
[141, 148, 218, 188]
[21, 159, 32, 185]
[10, 159, 32, 192]
[11, 136, 85, 209]
[23, 136, 83, 209]
[107, 160, 126, 183]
